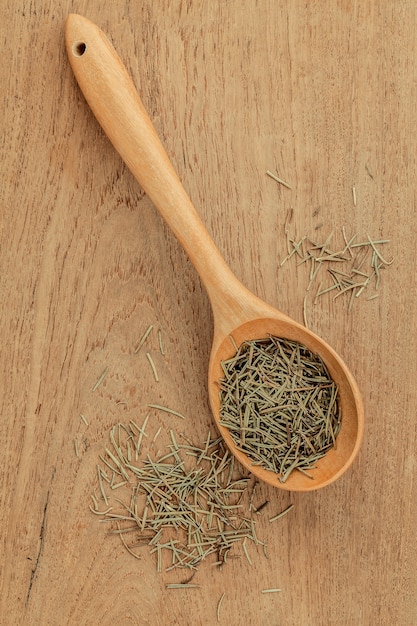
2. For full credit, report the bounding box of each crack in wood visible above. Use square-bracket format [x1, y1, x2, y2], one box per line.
[25, 467, 56, 607]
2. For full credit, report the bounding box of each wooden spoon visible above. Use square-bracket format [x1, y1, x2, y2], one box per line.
[65, 14, 364, 491]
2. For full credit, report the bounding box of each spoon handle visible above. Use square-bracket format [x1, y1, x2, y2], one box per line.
[65, 14, 253, 319]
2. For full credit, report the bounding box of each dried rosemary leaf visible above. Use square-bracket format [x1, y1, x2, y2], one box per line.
[134, 324, 153, 353]
[219, 336, 340, 482]
[148, 404, 186, 420]
[278, 227, 392, 323]
[92, 367, 108, 391]
[91, 423, 277, 575]
[217, 593, 226, 621]
[146, 352, 159, 382]
[266, 169, 292, 189]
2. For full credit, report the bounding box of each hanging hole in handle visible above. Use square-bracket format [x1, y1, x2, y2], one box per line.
[72, 41, 86, 57]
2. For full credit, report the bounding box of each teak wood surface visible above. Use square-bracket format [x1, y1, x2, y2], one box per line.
[1, 2, 416, 625]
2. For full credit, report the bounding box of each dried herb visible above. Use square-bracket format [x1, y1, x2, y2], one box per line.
[92, 367, 108, 391]
[146, 352, 159, 382]
[158, 329, 165, 355]
[91, 422, 279, 573]
[148, 403, 186, 420]
[266, 169, 292, 190]
[134, 324, 153, 353]
[219, 336, 340, 482]
[278, 228, 393, 324]
[269, 503, 294, 522]
[217, 593, 226, 621]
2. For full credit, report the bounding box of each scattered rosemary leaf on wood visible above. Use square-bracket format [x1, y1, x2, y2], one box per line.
[266, 169, 292, 189]
[158, 329, 165, 355]
[134, 324, 153, 353]
[279, 227, 393, 318]
[152, 426, 162, 444]
[92, 367, 108, 392]
[366, 234, 394, 266]
[111, 480, 128, 490]
[89, 502, 113, 515]
[97, 465, 108, 505]
[352, 186, 357, 206]
[261, 588, 281, 594]
[148, 404, 186, 420]
[92, 425, 266, 573]
[365, 163, 374, 179]
[217, 593, 225, 622]
[303, 294, 309, 328]
[269, 504, 294, 523]
[242, 537, 252, 565]
[146, 352, 159, 382]
[117, 522, 142, 560]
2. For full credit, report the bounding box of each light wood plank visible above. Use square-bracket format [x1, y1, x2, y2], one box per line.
[0, 2, 416, 624]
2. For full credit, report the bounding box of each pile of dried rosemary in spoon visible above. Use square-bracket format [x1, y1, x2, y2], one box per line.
[218, 336, 340, 482]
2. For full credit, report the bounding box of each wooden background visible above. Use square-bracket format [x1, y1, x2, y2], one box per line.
[1, 1, 416, 625]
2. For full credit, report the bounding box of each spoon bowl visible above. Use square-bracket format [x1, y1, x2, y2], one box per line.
[209, 316, 362, 491]
[65, 14, 364, 491]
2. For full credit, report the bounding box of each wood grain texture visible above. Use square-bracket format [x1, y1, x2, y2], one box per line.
[0, 1, 416, 625]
